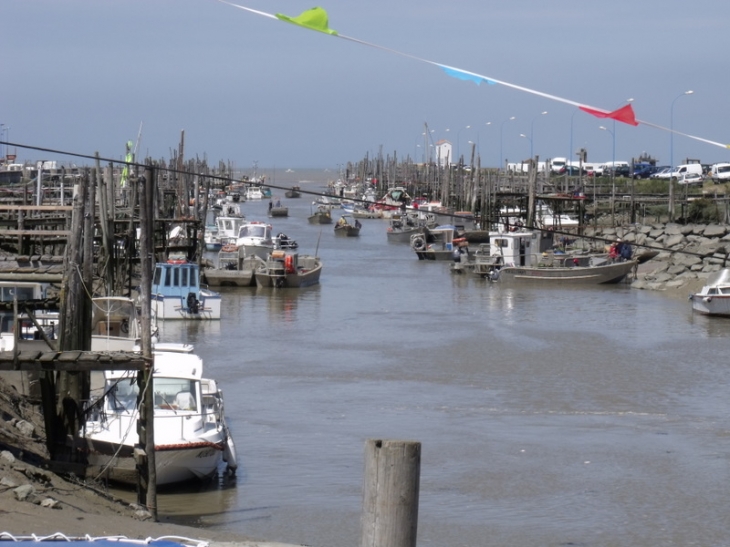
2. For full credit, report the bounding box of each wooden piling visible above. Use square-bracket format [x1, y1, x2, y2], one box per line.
[360, 439, 420, 547]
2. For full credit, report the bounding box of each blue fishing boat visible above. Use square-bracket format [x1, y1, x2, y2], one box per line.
[151, 260, 221, 320]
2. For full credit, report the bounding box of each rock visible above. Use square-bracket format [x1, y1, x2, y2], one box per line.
[1, 476, 18, 488]
[1, 450, 16, 464]
[134, 509, 154, 521]
[39, 497, 61, 509]
[703, 225, 727, 237]
[15, 420, 34, 437]
[664, 234, 685, 248]
[13, 483, 35, 501]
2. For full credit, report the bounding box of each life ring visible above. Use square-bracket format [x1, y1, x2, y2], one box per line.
[412, 236, 426, 251]
[452, 237, 467, 245]
[284, 254, 296, 274]
[221, 244, 238, 253]
[167, 258, 186, 264]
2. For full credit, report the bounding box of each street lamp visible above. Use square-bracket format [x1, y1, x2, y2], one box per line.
[478, 121, 492, 158]
[599, 125, 615, 201]
[500, 116, 515, 171]
[457, 125, 471, 164]
[670, 90, 693, 176]
[529, 111, 548, 159]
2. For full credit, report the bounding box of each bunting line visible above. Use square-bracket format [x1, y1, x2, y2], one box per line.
[217, 1, 730, 150]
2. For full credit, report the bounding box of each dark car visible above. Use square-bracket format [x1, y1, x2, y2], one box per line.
[633, 163, 658, 179]
[605, 165, 631, 177]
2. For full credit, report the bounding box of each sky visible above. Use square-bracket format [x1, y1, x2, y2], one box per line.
[2, 0, 729, 174]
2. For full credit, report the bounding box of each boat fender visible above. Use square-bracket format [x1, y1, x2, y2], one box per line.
[704, 296, 712, 303]
[412, 236, 426, 251]
[223, 435, 238, 472]
[284, 254, 296, 274]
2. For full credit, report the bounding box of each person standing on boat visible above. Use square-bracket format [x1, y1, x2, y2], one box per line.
[269, 200, 273, 212]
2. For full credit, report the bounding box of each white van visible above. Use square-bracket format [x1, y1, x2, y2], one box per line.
[710, 163, 730, 182]
[669, 163, 703, 179]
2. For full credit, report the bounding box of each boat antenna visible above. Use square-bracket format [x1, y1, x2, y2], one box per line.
[315, 229, 322, 257]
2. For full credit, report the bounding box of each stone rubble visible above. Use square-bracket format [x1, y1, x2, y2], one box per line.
[579, 222, 730, 291]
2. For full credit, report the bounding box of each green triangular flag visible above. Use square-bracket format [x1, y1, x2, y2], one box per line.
[275, 7, 337, 35]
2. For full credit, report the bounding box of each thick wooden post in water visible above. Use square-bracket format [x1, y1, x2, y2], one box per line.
[360, 439, 420, 547]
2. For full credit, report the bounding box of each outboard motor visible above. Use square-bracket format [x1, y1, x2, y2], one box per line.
[186, 292, 200, 314]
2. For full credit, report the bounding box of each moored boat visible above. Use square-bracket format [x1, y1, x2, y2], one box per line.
[308, 205, 333, 224]
[410, 225, 464, 260]
[151, 260, 222, 320]
[285, 185, 302, 198]
[689, 268, 730, 316]
[81, 344, 237, 486]
[235, 220, 274, 260]
[254, 250, 323, 288]
[202, 244, 264, 287]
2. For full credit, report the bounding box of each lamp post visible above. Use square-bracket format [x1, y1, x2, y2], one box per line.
[519, 133, 532, 157]
[670, 90, 693, 176]
[478, 121, 492, 159]
[529, 111, 548, 159]
[500, 116, 515, 171]
[457, 125, 471, 164]
[599, 125, 615, 206]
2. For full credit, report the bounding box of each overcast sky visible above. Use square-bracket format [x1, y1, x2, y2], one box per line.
[2, 0, 729, 172]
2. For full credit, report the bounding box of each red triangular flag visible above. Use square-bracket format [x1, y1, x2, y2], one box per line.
[579, 103, 639, 126]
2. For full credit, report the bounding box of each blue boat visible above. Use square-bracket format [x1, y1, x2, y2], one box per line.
[151, 260, 221, 320]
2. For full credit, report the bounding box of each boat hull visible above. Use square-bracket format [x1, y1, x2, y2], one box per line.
[496, 260, 637, 284]
[308, 213, 332, 224]
[85, 438, 225, 486]
[151, 290, 222, 320]
[203, 269, 256, 287]
[690, 294, 730, 315]
[254, 255, 322, 288]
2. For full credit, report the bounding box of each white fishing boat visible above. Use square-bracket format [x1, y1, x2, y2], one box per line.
[245, 186, 264, 200]
[81, 344, 237, 486]
[235, 220, 274, 260]
[215, 213, 246, 246]
[689, 269, 730, 316]
[91, 296, 158, 352]
[151, 260, 222, 320]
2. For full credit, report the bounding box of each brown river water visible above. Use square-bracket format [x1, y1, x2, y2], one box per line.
[111, 176, 730, 547]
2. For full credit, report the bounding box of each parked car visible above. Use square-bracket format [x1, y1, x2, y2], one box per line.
[710, 163, 730, 183]
[633, 163, 659, 179]
[677, 173, 704, 185]
[604, 165, 631, 177]
[557, 165, 585, 176]
[650, 166, 672, 179]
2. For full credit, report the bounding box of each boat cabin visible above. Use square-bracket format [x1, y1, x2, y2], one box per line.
[489, 231, 547, 267]
[237, 222, 273, 245]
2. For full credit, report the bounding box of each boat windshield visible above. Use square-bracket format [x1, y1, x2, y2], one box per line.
[106, 378, 139, 412]
[239, 225, 268, 238]
[154, 378, 198, 411]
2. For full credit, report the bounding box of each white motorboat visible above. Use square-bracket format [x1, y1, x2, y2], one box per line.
[235, 220, 274, 260]
[689, 269, 730, 316]
[245, 186, 264, 200]
[215, 213, 246, 246]
[91, 296, 158, 352]
[81, 344, 237, 486]
[151, 260, 222, 320]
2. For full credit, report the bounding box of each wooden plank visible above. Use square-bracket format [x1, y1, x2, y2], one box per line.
[0, 230, 71, 236]
[0, 205, 73, 212]
[0, 351, 147, 371]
